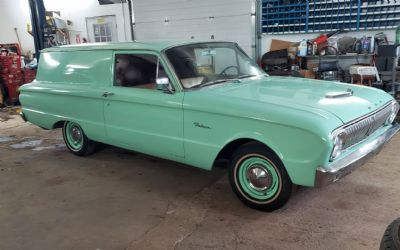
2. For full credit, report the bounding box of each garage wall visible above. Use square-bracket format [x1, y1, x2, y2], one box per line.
[44, 0, 132, 44]
[0, 0, 133, 55]
[133, 0, 255, 57]
[261, 29, 396, 55]
[0, 0, 34, 54]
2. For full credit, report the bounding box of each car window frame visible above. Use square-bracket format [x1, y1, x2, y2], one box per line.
[111, 50, 182, 92]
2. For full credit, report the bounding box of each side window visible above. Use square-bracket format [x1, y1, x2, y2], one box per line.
[114, 54, 169, 90]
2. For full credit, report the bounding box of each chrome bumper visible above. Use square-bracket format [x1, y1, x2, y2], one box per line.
[315, 123, 400, 187]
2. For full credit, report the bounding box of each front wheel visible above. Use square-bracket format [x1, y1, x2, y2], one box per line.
[228, 143, 292, 212]
[62, 121, 98, 156]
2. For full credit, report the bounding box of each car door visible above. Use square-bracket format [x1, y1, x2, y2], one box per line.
[103, 50, 184, 161]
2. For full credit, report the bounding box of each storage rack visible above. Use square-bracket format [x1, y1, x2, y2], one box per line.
[262, 0, 400, 34]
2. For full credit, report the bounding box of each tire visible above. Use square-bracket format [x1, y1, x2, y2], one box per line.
[62, 121, 98, 156]
[380, 218, 400, 250]
[228, 143, 292, 212]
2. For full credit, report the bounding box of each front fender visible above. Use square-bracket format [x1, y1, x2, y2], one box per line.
[183, 107, 331, 186]
[220, 126, 331, 187]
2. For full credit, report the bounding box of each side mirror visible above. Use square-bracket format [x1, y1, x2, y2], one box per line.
[156, 77, 169, 85]
[156, 77, 174, 94]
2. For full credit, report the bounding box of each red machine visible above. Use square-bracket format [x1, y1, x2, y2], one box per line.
[0, 43, 36, 106]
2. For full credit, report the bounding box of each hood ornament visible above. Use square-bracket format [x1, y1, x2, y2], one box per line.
[326, 88, 354, 98]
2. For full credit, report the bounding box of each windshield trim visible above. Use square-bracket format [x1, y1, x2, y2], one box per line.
[161, 42, 266, 91]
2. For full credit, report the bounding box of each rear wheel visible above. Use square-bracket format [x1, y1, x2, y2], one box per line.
[62, 121, 98, 156]
[228, 143, 292, 212]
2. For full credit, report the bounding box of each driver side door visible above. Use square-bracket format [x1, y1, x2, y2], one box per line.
[103, 51, 184, 161]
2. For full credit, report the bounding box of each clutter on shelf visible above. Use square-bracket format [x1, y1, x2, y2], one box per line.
[261, 29, 400, 100]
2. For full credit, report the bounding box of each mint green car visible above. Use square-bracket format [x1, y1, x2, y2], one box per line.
[19, 41, 399, 211]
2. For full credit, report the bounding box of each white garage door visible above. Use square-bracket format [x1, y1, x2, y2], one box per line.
[133, 0, 254, 57]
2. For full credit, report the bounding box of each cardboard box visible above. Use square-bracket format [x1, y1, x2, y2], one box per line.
[269, 39, 299, 59]
[306, 62, 319, 72]
[288, 42, 299, 60]
[270, 39, 293, 51]
[298, 70, 316, 79]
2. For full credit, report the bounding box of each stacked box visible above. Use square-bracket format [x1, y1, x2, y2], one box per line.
[0, 55, 24, 101]
[23, 69, 37, 83]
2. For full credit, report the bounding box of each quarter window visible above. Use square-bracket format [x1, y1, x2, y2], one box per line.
[114, 54, 169, 90]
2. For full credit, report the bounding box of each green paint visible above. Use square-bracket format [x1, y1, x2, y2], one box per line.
[238, 157, 279, 200]
[65, 122, 83, 150]
[19, 41, 396, 187]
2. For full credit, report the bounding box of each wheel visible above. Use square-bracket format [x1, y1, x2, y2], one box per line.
[62, 121, 98, 156]
[228, 143, 292, 211]
[380, 218, 400, 250]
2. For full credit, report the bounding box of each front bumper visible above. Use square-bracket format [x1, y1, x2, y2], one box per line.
[315, 123, 400, 187]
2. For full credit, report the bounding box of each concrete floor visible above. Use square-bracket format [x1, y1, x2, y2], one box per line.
[1, 109, 400, 250]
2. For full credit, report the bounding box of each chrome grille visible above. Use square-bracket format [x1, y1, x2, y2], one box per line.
[343, 104, 392, 149]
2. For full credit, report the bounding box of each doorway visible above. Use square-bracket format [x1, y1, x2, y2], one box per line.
[86, 15, 118, 43]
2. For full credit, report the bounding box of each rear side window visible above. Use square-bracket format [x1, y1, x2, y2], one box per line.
[36, 51, 112, 86]
[114, 54, 168, 90]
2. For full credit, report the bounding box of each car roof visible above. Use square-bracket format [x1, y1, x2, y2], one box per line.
[41, 40, 234, 53]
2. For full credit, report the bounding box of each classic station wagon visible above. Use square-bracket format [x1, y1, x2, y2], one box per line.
[19, 41, 399, 211]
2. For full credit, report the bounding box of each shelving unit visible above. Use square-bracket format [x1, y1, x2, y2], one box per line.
[262, 0, 400, 34]
[305, 53, 374, 58]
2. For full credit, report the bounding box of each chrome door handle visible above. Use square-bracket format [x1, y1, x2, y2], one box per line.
[102, 92, 114, 97]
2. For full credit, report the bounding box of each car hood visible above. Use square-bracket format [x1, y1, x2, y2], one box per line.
[199, 76, 393, 124]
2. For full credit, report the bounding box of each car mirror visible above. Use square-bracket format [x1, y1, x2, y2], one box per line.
[156, 77, 169, 85]
[156, 77, 174, 94]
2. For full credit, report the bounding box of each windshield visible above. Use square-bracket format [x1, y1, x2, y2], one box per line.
[165, 42, 266, 89]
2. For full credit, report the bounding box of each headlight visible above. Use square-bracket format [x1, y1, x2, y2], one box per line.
[386, 101, 399, 125]
[330, 129, 347, 161]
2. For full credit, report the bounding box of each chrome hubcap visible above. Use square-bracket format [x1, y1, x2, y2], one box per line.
[71, 126, 82, 142]
[246, 166, 271, 191]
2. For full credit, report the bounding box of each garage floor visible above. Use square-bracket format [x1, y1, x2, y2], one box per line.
[1, 109, 400, 250]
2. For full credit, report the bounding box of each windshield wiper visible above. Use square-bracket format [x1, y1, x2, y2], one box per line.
[192, 75, 260, 89]
[237, 74, 258, 79]
[194, 79, 231, 88]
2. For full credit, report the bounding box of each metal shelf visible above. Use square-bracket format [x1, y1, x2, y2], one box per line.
[262, 0, 400, 34]
[309, 0, 353, 5]
[304, 53, 374, 59]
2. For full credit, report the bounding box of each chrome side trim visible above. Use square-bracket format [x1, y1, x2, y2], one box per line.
[315, 123, 400, 187]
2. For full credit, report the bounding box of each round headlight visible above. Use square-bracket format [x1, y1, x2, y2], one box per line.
[330, 130, 347, 161]
[387, 101, 399, 125]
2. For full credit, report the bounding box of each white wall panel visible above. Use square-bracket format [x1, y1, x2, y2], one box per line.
[0, 0, 133, 54]
[0, 0, 35, 53]
[133, 0, 255, 56]
[45, 0, 132, 44]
